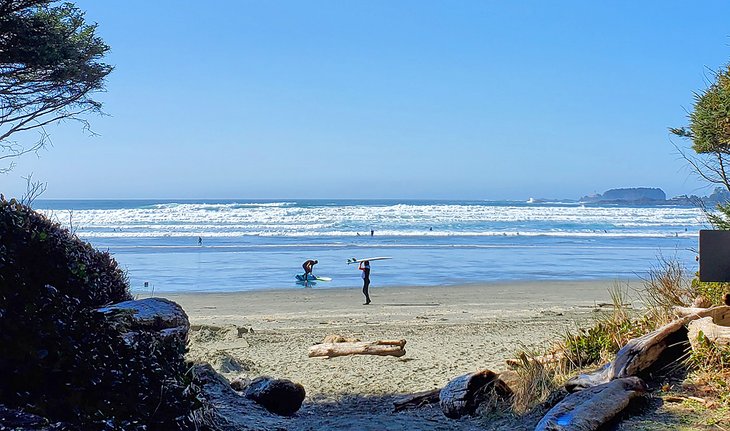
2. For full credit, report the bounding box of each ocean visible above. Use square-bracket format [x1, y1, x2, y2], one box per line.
[34, 199, 705, 293]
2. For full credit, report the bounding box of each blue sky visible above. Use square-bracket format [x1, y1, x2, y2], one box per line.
[3, 1, 730, 199]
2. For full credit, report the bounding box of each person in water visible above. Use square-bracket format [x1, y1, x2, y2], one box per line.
[302, 259, 318, 287]
[359, 260, 371, 305]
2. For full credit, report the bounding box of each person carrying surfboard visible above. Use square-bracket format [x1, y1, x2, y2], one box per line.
[302, 259, 318, 287]
[359, 260, 371, 305]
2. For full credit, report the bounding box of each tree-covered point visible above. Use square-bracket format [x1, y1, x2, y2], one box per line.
[0, 0, 112, 173]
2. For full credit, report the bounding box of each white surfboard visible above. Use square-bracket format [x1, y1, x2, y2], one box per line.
[346, 257, 392, 264]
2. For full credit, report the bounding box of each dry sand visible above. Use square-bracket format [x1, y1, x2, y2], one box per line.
[159, 280, 635, 430]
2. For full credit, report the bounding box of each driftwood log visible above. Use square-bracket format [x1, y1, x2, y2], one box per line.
[392, 389, 441, 412]
[565, 316, 692, 392]
[672, 305, 730, 320]
[439, 370, 513, 419]
[688, 315, 730, 349]
[566, 306, 730, 392]
[535, 377, 647, 431]
[308, 339, 406, 358]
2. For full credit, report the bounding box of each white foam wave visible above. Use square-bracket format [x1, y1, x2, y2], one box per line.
[41, 201, 706, 239]
[77, 229, 698, 239]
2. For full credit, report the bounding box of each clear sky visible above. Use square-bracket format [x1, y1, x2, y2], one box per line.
[3, 1, 730, 200]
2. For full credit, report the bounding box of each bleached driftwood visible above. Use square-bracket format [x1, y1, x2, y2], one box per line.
[535, 377, 647, 431]
[565, 317, 690, 392]
[308, 339, 406, 358]
[566, 307, 730, 392]
[439, 370, 513, 419]
[392, 389, 441, 412]
[672, 305, 730, 320]
[688, 316, 730, 349]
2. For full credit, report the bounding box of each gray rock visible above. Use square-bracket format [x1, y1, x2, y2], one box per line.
[96, 297, 189, 345]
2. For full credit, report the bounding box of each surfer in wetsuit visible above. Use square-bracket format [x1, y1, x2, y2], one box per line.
[359, 260, 371, 305]
[302, 259, 318, 287]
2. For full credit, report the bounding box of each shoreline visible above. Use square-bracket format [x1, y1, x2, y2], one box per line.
[135, 276, 643, 296]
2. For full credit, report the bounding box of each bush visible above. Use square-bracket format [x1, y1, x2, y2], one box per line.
[0, 198, 130, 306]
[0, 198, 206, 429]
[690, 278, 729, 306]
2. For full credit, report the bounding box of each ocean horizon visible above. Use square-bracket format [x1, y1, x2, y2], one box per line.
[33, 199, 705, 293]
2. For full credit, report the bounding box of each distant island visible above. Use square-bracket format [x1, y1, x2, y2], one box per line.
[580, 187, 666, 204]
[527, 187, 730, 206]
[579, 187, 730, 206]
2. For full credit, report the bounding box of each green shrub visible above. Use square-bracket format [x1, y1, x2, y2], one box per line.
[0, 198, 206, 429]
[0, 198, 130, 306]
[690, 277, 729, 306]
[562, 284, 654, 368]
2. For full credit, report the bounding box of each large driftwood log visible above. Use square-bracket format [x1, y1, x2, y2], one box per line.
[439, 370, 513, 419]
[565, 317, 689, 392]
[242, 376, 306, 416]
[392, 389, 441, 412]
[688, 316, 730, 349]
[566, 307, 730, 392]
[535, 377, 647, 431]
[308, 339, 406, 358]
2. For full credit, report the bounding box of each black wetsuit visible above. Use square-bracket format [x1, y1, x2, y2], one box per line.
[362, 264, 371, 304]
[302, 260, 316, 279]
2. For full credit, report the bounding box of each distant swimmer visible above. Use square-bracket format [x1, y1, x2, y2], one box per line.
[359, 260, 371, 305]
[198, 236, 202, 246]
[370, 229, 374, 237]
[302, 259, 318, 287]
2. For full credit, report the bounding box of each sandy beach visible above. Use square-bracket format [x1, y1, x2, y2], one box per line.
[156, 280, 635, 430]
